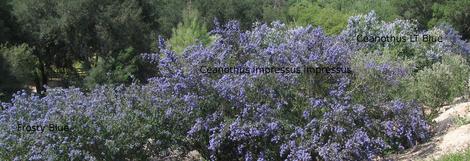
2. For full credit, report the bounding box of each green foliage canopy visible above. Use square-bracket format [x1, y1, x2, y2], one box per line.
[168, 6, 209, 54]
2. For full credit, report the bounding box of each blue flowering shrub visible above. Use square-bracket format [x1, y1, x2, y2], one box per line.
[345, 12, 470, 116]
[1, 12, 469, 160]
[0, 84, 194, 160]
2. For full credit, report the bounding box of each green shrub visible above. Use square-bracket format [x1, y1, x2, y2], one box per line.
[168, 6, 209, 54]
[453, 115, 470, 127]
[0, 44, 38, 100]
[0, 43, 38, 85]
[413, 54, 469, 116]
[436, 147, 470, 161]
[288, 0, 349, 35]
[84, 47, 138, 89]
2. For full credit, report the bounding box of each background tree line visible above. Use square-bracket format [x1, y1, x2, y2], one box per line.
[0, 0, 469, 101]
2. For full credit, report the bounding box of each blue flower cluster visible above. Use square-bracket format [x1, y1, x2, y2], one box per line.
[2, 12, 469, 160]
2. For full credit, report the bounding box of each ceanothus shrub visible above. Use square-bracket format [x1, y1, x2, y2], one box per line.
[2, 12, 469, 160]
[0, 83, 194, 160]
[143, 19, 431, 160]
[344, 12, 470, 115]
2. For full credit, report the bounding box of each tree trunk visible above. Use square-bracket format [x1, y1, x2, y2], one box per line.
[36, 58, 48, 94]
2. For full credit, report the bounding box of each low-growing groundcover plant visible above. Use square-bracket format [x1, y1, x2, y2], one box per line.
[436, 147, 470, 161]
[1, 12, 469, 160]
